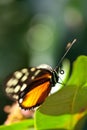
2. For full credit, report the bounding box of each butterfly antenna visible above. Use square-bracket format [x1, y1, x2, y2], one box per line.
[55, 39, 77, 72]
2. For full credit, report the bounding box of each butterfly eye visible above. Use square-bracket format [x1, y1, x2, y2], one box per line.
[60, 70, 64, 74]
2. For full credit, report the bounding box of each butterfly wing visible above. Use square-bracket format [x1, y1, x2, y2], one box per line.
[5, 67, 52, 109]
[18, 81, 51, 109]
[5, 68, 30, 100]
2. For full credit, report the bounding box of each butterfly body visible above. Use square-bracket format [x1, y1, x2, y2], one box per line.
[5, 64, 59, 109]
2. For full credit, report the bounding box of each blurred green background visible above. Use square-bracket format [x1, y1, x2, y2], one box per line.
[0, 0, 87, 127]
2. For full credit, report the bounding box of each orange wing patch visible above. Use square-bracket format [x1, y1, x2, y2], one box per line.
[19, 81, 51, 109]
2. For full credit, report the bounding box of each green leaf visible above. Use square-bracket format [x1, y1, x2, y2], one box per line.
[35, 110, 69, 130]
[35, 55, 87, 130]
[0, 119, 34, 130]
[35, 110, 86, 130]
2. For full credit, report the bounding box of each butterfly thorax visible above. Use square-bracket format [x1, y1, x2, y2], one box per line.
[51, 70, 59, 86]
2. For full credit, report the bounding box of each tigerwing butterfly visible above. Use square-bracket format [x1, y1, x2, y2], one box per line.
[5, 39, 76, 110]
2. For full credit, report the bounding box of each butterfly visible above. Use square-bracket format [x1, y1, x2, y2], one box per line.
[5, 39, 76, 110]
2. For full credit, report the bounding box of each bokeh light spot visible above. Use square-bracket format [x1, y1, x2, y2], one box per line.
[26, 23, 54, 51]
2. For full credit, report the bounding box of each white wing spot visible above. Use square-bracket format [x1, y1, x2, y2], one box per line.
[34, 70, 41, 76]
[7, 78, 18, 87]
[21, 84, 27, 91]
[12, 79, 18, 86]
[7, 78, 14, 87]
[14, 85, 21, 93]
[14, 71, 23, 79]
[31, 76, 35, 80]
[21, 68, 28, 73]
[25, 72, 29, 76]
[30, 68, 36, 72]
[13, 95, 19, 99]
[21, 75, 28, 82]
[5, 87, 14, 93]
[19, 98, 23, 103]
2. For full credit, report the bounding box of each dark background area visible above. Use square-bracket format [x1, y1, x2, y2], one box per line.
[0, 0, 87, 127]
